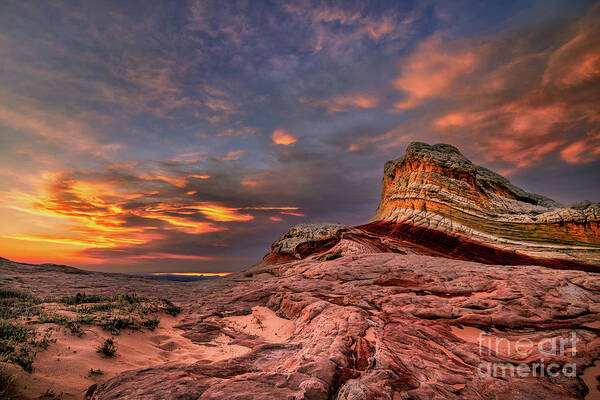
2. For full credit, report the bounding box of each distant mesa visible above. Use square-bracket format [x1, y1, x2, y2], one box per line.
[262, 142, 600, 271]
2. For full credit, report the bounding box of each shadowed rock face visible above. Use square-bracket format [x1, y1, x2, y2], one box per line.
[371, 142, 600, 267]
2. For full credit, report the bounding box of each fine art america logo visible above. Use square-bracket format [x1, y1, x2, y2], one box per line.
[477, 331, 578, 378]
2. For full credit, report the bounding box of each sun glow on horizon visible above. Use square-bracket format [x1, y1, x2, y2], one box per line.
[0, 170, 303, 266]
[151, 272, 231, 277]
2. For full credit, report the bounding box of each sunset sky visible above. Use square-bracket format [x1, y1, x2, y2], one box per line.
[1, 0, 599, 273]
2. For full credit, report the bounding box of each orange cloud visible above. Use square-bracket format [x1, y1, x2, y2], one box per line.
[279, 211, 306, 217]
[272, 129, 297, 145]
[244, 206, 300, 211]
[145, 173, 211, 188]
[345, 124, 412, 153]
[0, 173, 260, 261]
[220, 150, 245, 161]
[485, 138, 565, 168]
[393, 35, 483, 109]
[241, 178, 260, 188]
[561, 141, 588, 163]
[0, 237, 102, 266]
[561, 138, 600, 163]
[301, 93, 379, 114]
[433, 111, 489, 129]
[543, 30, 600, 89]
[504, 102, 566, 136]
[192, 204, 253, 222]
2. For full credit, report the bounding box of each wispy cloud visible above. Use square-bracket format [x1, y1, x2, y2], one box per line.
[301, 93, 379, 114]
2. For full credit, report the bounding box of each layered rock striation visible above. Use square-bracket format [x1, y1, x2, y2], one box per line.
[367, 142, 600, 268]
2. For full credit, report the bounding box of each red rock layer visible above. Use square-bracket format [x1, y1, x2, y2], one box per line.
[358, 221, 600, 273]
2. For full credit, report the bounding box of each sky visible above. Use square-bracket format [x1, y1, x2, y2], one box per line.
[1, 0, 599, 273]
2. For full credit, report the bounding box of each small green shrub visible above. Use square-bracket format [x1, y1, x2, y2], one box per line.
[35, 329, 55, 350]
[118, 293, 145, 305]
[99, 316, 135, 334]
[142, 316, 159, 331]
[41, 388, 63, 399]
[0, 288, 37, 301]
[57, 293, 108, 305]
[88, 368, 104, 376]
[38, 313, 70, 325]
[325, 252, 343, 261]
[0, 289, 42, 320]
[97, 338, 117, 357]
[0, 365, 15, 399]
[0, 321, 57, 372]
[161, 299, 181, 316]
[66, 321, 82, 336]
[0, 320, 30, 342]
[74, 314, 96, 325]
[79, 303, 114, 314]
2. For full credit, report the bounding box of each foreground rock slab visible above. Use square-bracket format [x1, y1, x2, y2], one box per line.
[2, 250, 600, 399]
[61, 252, 598, 400]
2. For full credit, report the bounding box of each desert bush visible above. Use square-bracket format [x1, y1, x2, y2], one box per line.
[118, 293, 145, 305]
[0, 321, 58, 372]
[161, 298, 181, 316]
[142, 316, 160, 331]
[88, 368, 104, 376]
[0, 288, 37, 301]
[66, 321, 82, 336]
[57, 293, 108, 305]
[79, 303, 114, 313]
[38, 313, 70, 325]
[0, 340, 35, 373]
[0, 365, 16, 399]
[41, 388, 63, 399]
[325, 252, 343, 261]
[35, 329, 55, 350]
[97, 338, 117, 357]
[0, 320, 30, 343]
[99, 316, 136, 334]
[74, 314, 96, 325]
[0, 289, 42, 319]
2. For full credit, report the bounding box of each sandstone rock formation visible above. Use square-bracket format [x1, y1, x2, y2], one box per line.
[367, 142, 600, 268]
